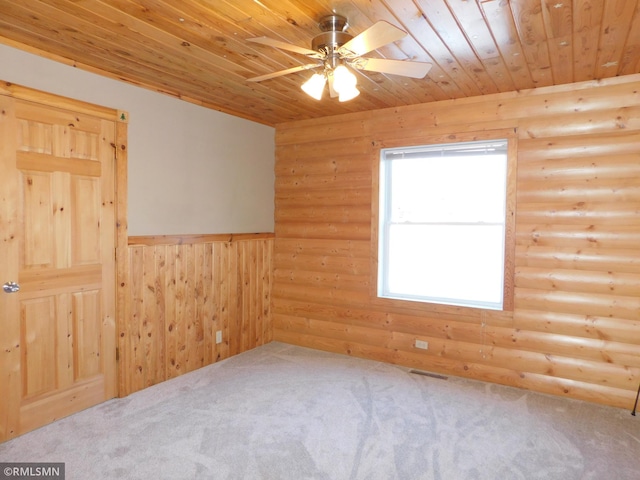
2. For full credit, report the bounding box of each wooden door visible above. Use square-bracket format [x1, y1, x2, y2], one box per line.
[0, 88, 119, 441]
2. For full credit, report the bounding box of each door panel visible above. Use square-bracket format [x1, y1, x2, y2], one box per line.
[22, 171, 54, 268]
[21, 297, 57, 398]
[73, 289, 102, 379]
[0, 92, 118, 441]
[72, 176, 101, 265]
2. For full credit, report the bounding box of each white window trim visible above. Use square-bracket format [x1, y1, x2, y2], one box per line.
[370, 130, 517, 314]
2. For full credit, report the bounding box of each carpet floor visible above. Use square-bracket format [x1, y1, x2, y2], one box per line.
[1, 342, 639, 479]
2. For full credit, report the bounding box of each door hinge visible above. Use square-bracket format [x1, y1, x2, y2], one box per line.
[115, 347, 120, 362]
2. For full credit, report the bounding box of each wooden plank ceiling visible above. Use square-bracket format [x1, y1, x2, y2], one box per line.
[0, 0, 638, 126]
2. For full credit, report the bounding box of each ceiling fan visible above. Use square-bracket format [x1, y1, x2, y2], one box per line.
[246, 15, 432, 102]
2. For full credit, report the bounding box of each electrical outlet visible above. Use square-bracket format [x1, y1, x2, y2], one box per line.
[415, 339, 429, 350]
[216, 330, 222, 344]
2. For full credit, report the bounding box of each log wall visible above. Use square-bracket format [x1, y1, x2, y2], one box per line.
[273, 75, 640, 409]
[118, 234, 273, 396]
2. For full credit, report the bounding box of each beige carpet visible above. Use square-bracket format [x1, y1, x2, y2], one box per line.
[1, 342, 638, 479]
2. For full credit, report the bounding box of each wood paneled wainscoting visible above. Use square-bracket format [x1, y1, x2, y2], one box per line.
[273, 74, 640, 410]
[118, 234, 273, 396]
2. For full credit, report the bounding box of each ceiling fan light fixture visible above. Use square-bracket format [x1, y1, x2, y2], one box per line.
[247, 15, 433, 104]
[301, 73, 327, 100]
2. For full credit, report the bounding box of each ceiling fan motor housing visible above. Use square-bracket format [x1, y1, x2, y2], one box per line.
[318, 14, 349, 32]
[312, 15, 353, 68]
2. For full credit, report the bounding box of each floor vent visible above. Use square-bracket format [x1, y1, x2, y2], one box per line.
[409, 369, 448, 380]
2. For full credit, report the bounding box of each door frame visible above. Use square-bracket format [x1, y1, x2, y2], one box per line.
[0, 81, 129, 402]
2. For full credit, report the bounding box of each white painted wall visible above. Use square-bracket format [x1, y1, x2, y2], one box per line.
[0, 44, 275, 235]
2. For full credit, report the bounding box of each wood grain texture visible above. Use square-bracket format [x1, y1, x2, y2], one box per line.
[119, 236, 274, 396]
[114, 111, 129, 399]
[1, 83, 123, 441]
[273, 75, 640, 410]
[2, 2, 640, 126]
[0, 94, 20, 441]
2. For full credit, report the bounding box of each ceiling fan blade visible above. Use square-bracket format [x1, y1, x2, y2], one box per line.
[352, 57, 432, 79]
[247, 36, 323, 58]
[247, 64, 322, 82]
[338, 21, 407, 57]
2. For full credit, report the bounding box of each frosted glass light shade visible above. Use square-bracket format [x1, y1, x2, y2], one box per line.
[301, 65, 358, 102]
[338, 86, 360, 102]
[333, 65, 357, 92]
[301, 73, 326, 100]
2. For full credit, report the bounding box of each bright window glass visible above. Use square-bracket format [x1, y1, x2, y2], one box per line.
[378, 139, 508, 310]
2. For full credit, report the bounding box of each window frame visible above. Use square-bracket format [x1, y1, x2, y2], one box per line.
[370, 130, 517, 314]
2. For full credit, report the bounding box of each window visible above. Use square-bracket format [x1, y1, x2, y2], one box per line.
[377, 139, 509, 310]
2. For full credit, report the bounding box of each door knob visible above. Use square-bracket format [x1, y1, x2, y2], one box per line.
[3, 282, 20, 293]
